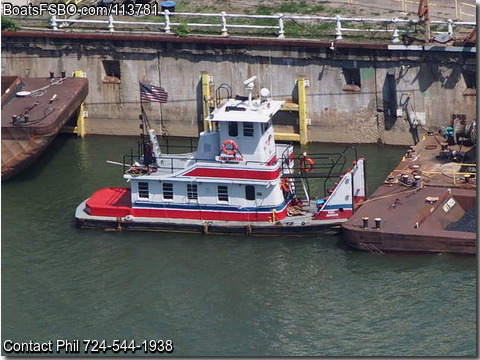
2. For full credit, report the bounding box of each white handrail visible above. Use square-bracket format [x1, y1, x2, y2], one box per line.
[7, 10, 476, 41]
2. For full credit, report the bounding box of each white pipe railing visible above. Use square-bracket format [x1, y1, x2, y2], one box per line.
[8, 10, 476, 41]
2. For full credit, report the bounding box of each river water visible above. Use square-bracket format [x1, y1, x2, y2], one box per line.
[1, 135, 476, 357]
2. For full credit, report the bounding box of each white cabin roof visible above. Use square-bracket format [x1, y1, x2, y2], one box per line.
[207, 98, 285, 123]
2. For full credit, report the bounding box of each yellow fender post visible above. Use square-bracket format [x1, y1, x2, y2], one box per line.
[297, 76, 308, 145]
[201, 72, 213, 132]
[73, 70, 86, 138]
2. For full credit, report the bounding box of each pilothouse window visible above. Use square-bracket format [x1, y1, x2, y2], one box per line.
[262, 121, 271, 134]
[243, 122, 254, 137]
[228, 122, 238, 137]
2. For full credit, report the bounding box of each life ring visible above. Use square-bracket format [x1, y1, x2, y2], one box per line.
[280, 178, 290, 192]
[299, 157, 314, 172]
[221, 139, 239, 156]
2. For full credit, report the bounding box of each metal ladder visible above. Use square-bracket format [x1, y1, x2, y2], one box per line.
[294, 178, 310, 205]
[148, 129, 163, 167]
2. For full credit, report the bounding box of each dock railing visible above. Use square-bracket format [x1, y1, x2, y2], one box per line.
[8, 9, 476, 42]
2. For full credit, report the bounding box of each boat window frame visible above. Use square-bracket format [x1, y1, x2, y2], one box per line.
[138, 181, 149, 199]
[162, 182, 174, 200]
[245, 185, 255, 200]
[262, 121, 271, 134]
[243, 122, 254, 137]
[217, 185, 229, 202]
[187, 183, 198, 201]
[228, 122, 238, 137]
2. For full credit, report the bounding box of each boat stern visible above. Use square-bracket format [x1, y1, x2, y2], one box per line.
[75, 187, 132, 225]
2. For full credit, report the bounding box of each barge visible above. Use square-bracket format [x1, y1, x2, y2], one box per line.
[75, 77, 366, 235]
[1, 74, 88, 180]
[342, 125, 476, 254]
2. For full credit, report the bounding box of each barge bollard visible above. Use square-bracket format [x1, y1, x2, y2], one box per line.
[375, 218, 381, 230]
[362, 217, 369, 229]
[413, 175, 421, 187]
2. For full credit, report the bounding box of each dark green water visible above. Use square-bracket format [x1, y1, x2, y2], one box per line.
[2, 135, 476, 356]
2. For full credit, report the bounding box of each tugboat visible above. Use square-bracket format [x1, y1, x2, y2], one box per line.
[75, 77, 366, 235]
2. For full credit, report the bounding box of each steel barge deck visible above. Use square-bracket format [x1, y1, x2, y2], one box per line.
[342, 132, 476, 254]
[1, 75, 88, 180]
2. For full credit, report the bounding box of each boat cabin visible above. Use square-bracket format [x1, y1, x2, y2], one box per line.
[123, 81, 295, 222]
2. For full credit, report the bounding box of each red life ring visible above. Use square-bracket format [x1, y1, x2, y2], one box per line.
[280, 178, 290, 192]
[221, 139, 239, 156]
[299, 157, 314, 172]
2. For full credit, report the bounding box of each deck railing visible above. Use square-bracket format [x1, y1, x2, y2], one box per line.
[9, 9, 476, 42]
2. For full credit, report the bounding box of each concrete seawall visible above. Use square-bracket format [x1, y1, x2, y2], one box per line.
[1, 31, 476, 145]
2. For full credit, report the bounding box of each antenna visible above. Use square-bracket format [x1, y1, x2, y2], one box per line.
[243, 76, 257, 107]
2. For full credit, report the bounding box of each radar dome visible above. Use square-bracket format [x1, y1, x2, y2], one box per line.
[260, 88, 270, 99]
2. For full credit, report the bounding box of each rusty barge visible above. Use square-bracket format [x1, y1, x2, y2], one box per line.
[342, 126, 476, 254]
[1, 74, 88, 180]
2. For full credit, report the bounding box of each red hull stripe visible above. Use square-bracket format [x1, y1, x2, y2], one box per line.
[314, 209, 353, 221]
[85, 187, 290, 222]
[182, 167, 281, 180]
[130, 207, 287, 222]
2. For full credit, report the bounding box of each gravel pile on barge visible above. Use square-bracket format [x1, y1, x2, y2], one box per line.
[446, 206, 476, 233]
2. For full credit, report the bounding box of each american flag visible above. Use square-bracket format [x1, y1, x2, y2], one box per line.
[139, 82, 168, 103]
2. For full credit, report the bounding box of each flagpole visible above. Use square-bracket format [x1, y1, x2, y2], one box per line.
[157, 81, 167, 136]
[139, 82, 145, 136]
[139, 82, 151, 134]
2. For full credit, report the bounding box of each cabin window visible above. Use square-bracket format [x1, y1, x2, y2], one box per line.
[342, 68, 361, 91]
[228, 122, 238, 137]
[138, 182, 149, 199]
[243, 122, 254, 137]
[217, 185, 229, 202]
[262, 121, 271, 134]
[245, 185, 255, 200]
[187, 184, 198, 200]
[163, 183, 174, 200]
